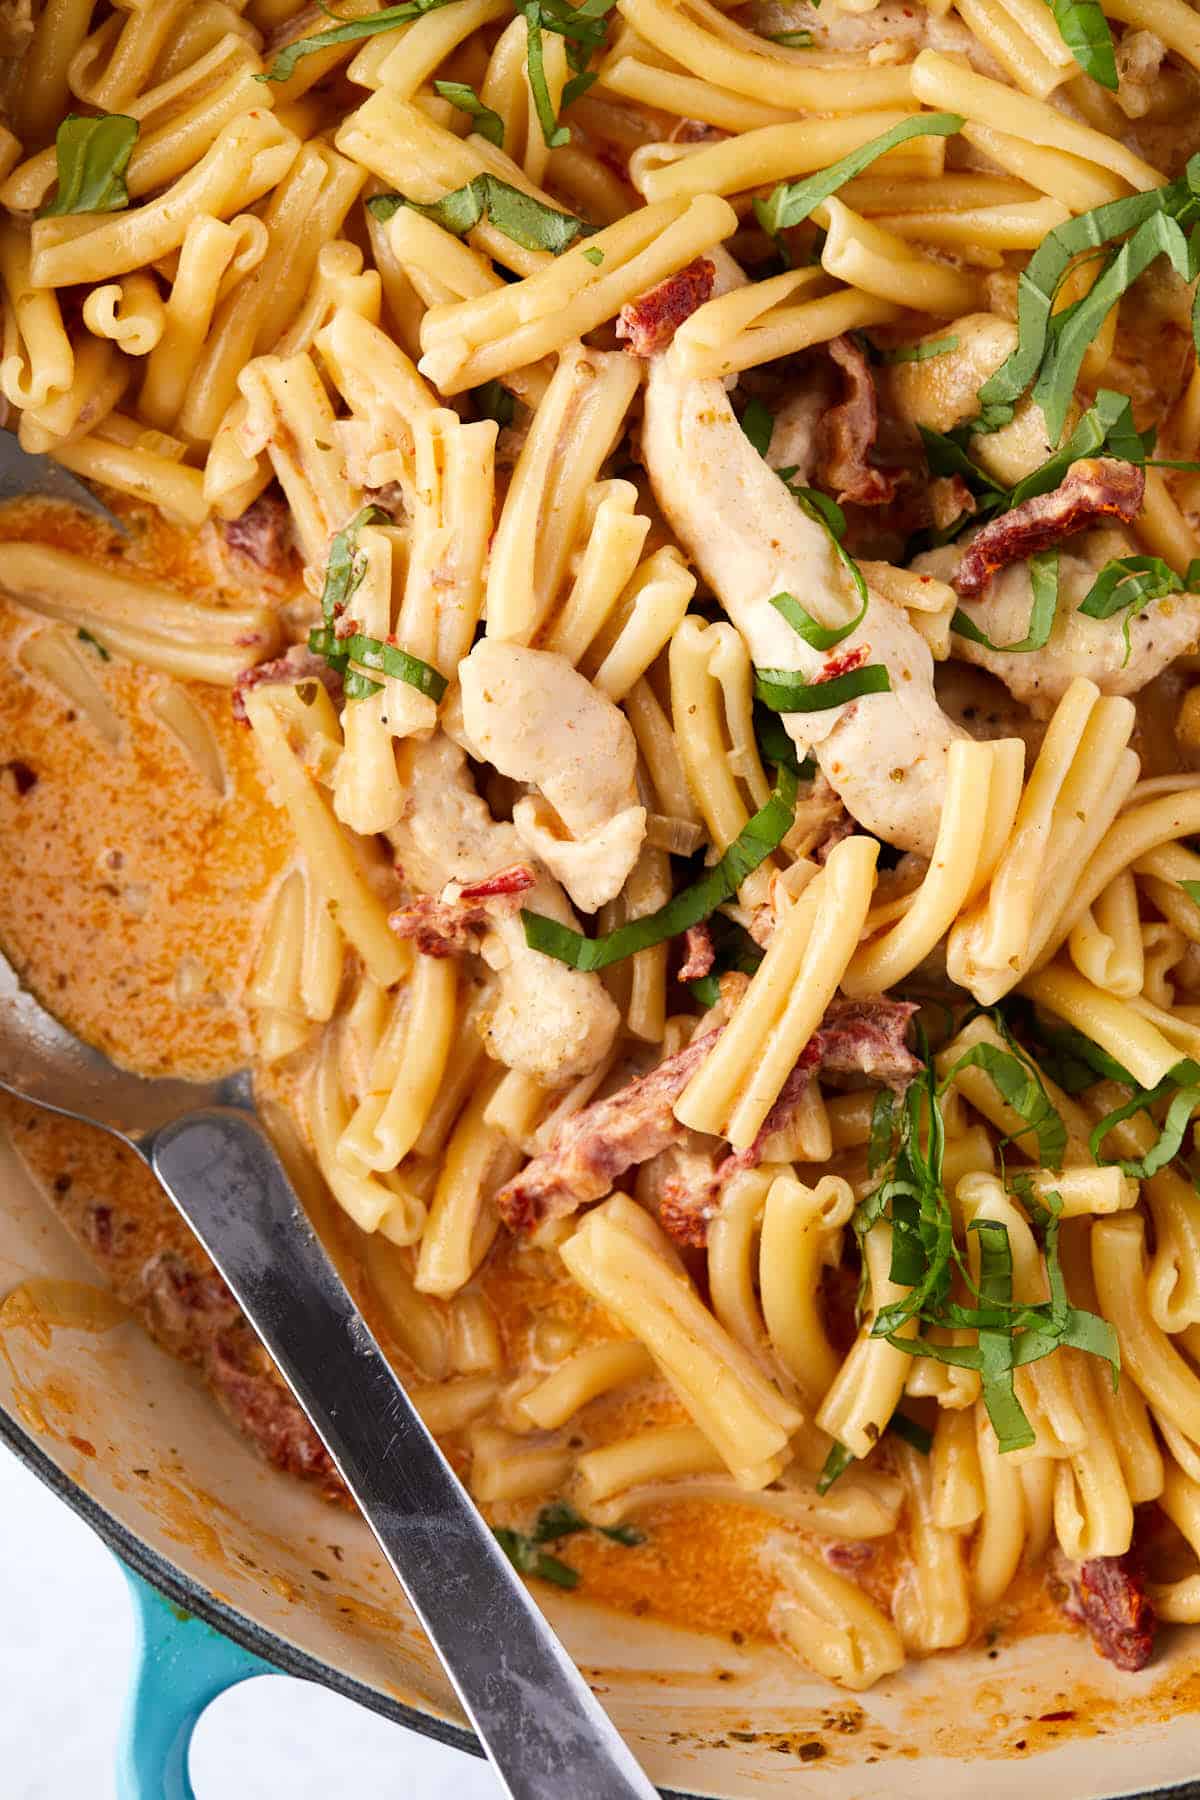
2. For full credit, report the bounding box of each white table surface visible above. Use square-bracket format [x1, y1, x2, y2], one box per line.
[0, 1442, 502, 1799]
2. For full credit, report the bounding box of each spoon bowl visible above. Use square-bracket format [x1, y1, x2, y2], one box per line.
[0, 942, 658, 1800]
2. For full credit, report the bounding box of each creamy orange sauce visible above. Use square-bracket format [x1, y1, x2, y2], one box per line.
[0, 495, 294, 1077]
[0, 487, 1176, 1716]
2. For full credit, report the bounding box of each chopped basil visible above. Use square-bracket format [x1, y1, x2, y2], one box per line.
[739, 396, 774, 458]
[1033, 213, 1197, 442]
[521, 765, 798, 971]
[753, 112, 963, 238]
[977, 159, 1200, 433]
[868, 1088, 898, 1176]
[942, 1035, 1067, 1167]
[1002, 1001, 1134, 1093]
[259, 0, 462, 82]
[752, 701, 813, 778]
[687, 914, 764, 1007]
[348, 632, 448, 700]
[816, 1440, 854, 1493]
[772, 582, 867, 652]
[319, 506, 388, 627]
[1047, 0, 1117, 89]
[920, 389, 1160, 552]
[493, 1527, 580, 1588]
[368, 174, 587, 254]
[859, 1042, 1117, 1452]
[754, 663, 891, 711]
[474, 379, 515, 426]
[523, 2, 570, 147]
[767, 27, 815, 43]
[952, 549, 1059, 655]
[1077, 554, 1200, 664]
[582, 246, 604, 265]
[816, 1413, 930, 1491]
[38, 114, 138, 217]
[1089, 1057, 1200, 1179]
[77, 628, 110, 661]
[1008, 389, 1151, 507]
[1183, 880, 1200, 910]
[776, 478, 870, 621]
[970, 1218, 1034, 1452]
[306, 507, 447, 703]
[532, 1500, 645, 1546]
[521, 0, 615, 144]
[433, 79, 504, 146]
[880, 334, 959, 365]
[888, 1410, 933, 1455]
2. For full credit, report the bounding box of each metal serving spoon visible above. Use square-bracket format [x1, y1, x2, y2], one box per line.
[0, 434, 660, 1799]
[0, 951, 659, 1800]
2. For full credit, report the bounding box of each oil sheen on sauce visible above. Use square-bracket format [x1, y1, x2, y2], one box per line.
[0, 491, 1064, 1675]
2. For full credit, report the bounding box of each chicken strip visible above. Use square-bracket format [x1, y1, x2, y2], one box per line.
[921, 529, 1200, 715]
[459, 639, 647, 913]
[388, 731, 619, 1082]
[641, 338, 964, 856]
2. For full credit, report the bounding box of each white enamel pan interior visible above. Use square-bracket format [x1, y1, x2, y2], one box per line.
[4, 1123, 1200, 1799]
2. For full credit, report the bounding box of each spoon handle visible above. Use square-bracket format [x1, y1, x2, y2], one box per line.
[149, 1109, 659, 1800]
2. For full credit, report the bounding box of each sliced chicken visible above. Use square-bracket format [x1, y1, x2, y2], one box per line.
[921, 528, 1200, 714]
[746, 0, 1002, 70]
[387, 732, 619, 1082]
[641, 341, 964, 856]
[459, 639, 647, 912]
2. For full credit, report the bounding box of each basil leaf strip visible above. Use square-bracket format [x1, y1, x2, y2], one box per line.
[881, 334, 960, 365]
[39, 114, 138, 217]
[319, 505, 388, 625]
[754, 663, 891, 711]
[493, 1527, 580, 1588]
[771, 585, 867, 651]
[816, 1441, 855, 1494]
[1182, 880, 1200, 910]
[940, 1036, 1067, 1166]
[777, 480, 871, 622]
[344, 633, 447, 700]
[1089, 1058, 1200, 1179]
[740, 396, 774, 457]
[970, 1219, 1036, 1453]
[768, 28, 815, 43]
[1078, 553, 1199, 664]
[532, 1500, 645, 1546]
[687, 916, 763, 1007]
[367, 175, 586, 254]
[1047, 0, 1118, 89]
[888, 1410, 933, 1454]
[752, 700, 814, 778]
[1006, 389, 1149, 507]
[523, 2, 570, 147]
[868, 1089, 898, 1176]
[433, 79, 504, 145]
[1002, 1001, 1134, 1092]
[521, 765, 798, 971]
[474, 379, 515, 425]
[952, 549, 1059, 655]
[753, 112, 964, 237]
[77, 628, 111, 660]
[1034, 213, 1198, 441]
[977, 159, 1200, 427]
[259, 0, 461, 82]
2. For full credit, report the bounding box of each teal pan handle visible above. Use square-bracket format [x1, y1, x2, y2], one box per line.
[115, 1562, 279, 1800]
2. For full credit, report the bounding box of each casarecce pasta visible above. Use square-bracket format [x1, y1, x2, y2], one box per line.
[10, 0, 1200, 1706]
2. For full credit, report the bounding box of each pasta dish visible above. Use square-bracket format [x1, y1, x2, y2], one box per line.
[7, 0, 1200, 1707]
